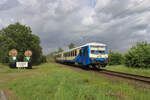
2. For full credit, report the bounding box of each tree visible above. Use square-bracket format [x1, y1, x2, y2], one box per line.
[108, 51, 124, 65]
[68, 43, 75, 49]
[58, 48, 63, 53]
[47, 51, 58, 57]
[124, 41, 150, 68]
[0, 22, 45, 65]
[0, 32, 16, 63]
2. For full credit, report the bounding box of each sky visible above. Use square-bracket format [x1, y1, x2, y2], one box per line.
[0, 0, 150, 54]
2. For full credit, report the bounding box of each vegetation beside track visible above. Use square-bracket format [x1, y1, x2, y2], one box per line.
[0, 63, 150, 100]
[104, 65, 150, 77]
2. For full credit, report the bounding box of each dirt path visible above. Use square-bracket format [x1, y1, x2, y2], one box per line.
[0, 70, 6, 73]
[0, 71, 37, 100]
[0, 72, 37, 83]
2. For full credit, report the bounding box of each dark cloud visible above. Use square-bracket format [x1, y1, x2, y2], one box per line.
[0, 0, 19, 11]
[0, 0, 150, 54]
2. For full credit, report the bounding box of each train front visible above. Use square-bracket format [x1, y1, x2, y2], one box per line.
[89, 44, 108, 67]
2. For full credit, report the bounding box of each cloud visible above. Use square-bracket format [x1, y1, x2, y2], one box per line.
[0, 0, 150, 54]
[0, 0, 19, 11]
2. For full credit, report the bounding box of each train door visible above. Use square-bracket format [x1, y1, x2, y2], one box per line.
[81, 46, 89, 65]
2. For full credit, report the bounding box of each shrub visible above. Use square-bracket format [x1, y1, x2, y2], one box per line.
[108, 52, 124, 65]
[124, 41, 150, 68]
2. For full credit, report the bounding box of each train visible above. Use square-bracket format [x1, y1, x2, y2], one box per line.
[55, 42, 109, 69]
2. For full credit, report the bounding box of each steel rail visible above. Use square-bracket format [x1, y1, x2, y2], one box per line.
[100, 69, 150, 84]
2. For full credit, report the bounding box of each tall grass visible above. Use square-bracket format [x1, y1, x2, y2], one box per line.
[1, 63, 150, 100]
[105, 65, 150, 76]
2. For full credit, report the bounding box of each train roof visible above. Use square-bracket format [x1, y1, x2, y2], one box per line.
[56, 42, 106, 55]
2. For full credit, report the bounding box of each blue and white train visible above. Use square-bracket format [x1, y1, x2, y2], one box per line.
[55, 42, 108, 69]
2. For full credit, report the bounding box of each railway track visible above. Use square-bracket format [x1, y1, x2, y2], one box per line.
[57, 63, 150, 84]
[100, 69, 150, 84]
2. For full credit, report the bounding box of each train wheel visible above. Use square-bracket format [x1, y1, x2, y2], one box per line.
[82, 65, 90, 70]
[88, 65, 93, 69]
[94, 65, 100, 70]
[102, 64, 106, 67]
[88, 65, 96, 70]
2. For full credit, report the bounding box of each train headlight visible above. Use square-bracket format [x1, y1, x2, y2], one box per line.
[91, 58, 94, 60]
[105, 54, 108, 58]
[91, 58, 95, 61]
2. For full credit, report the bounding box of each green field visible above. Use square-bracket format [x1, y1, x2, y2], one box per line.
[0, 63, 150, 100]
[104, 65, 150, 77]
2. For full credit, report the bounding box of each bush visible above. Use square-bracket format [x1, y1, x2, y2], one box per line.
[41, 56, 47, 63]
[124, 41, 150, 68]
[108, 52, 124, 65]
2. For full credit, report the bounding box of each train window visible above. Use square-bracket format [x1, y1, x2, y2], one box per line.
[73, 51, 74, 56]
[75, 50, 76, 56]
[74, 50, 77, 56]
[66, 53, 68, 57]
[99, 51, 105, 53]
[65, 53, 66, 57]
[85, 49, 88, 55]
[73, 51, 75, 56]
[91, 50, 105, 54]
[83, 50, 86, 56]
[79, 49, 82, 56]
[83, 49, 88, 56]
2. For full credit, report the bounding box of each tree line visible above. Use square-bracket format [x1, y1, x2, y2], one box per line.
[109, 41, 150, 68]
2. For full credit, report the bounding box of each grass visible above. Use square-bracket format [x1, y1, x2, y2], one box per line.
[0, 63, 30, 80]
[0, 63, 150, 100]
[104, 65, 150, 77]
